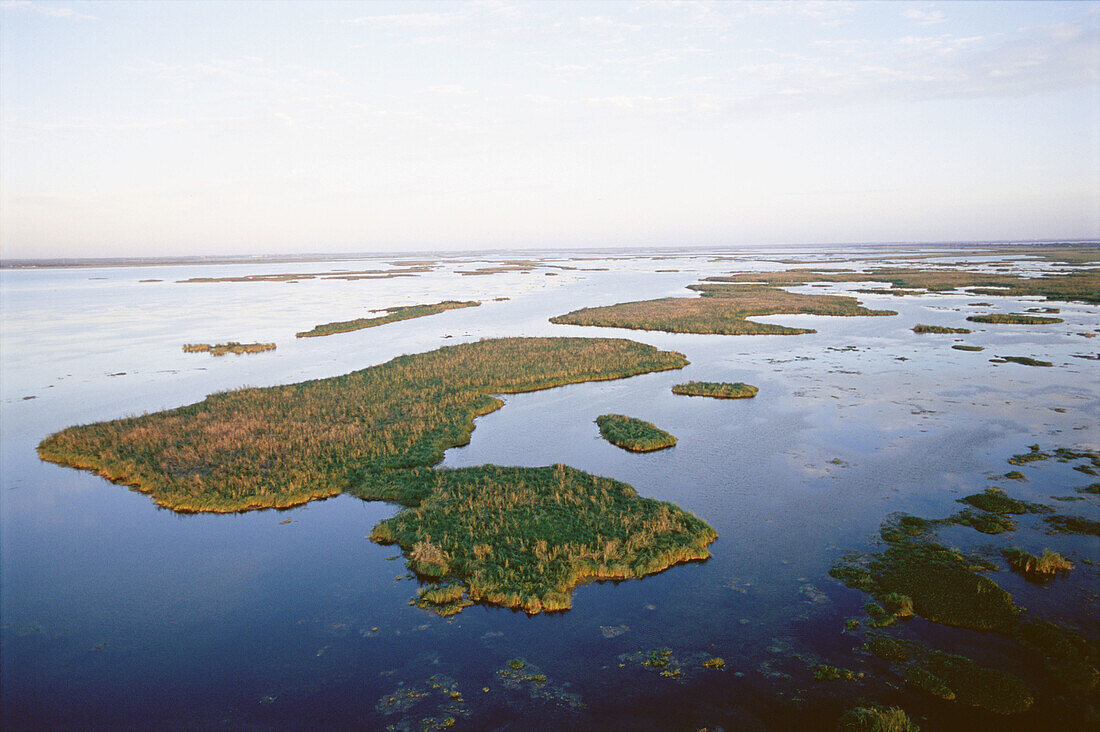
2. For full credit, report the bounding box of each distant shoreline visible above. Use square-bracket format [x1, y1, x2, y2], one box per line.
[1, 240, 1095, 270]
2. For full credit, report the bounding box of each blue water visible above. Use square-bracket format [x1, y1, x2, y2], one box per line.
[2, 248, 1097, 729]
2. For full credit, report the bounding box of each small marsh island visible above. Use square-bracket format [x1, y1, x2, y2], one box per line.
[38, 337, 715, 614]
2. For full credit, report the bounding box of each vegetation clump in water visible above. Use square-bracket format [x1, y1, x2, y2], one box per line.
[38, 337, 687, 512]
[945, 509, 1016, 534]
[966, 313, 1064, 325]
[952, 344, 984, 352]
[998, 356, 1053, 367]
[296, 300, 480, 337]
[550, 282, 895, 335]
[671, 381, 758, 399]
[830, 535, 1019, 631]
[1044, 515, 1100, 536]
[912, 324, 970, 334]
[908, 651, 1034, 714]
[362, 465, 716, 614]
[182, 342, 275, 356]
[837, 704, 920, 731]
[1003, 548, 1073, 580]
[595, 414, 677, 452]
[40, 338, 714, 613]
[958, 487, 1046, 515]
[706, 266, 1100, 304]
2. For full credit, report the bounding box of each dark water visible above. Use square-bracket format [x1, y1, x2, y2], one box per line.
[2, 249, 1097, 729]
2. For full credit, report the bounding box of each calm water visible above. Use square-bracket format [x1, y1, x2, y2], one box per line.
[1, 248, 1097, 729]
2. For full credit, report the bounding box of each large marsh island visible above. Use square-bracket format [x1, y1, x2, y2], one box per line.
[38, 337, 716, 614]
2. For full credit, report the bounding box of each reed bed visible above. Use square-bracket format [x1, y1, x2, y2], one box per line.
[550, 283, 894, 335]
[672, 381, 757, 399]
[296, 300, 480, 338]
[182, 342, 276, 356]
[38, 337, 687, 513]
[595, 414, 677, 452]
[360, 464, 716, 614]
[706, 267, 1100, 304]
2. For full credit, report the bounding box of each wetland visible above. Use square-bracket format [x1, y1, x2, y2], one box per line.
[2, 243, 1097, 730]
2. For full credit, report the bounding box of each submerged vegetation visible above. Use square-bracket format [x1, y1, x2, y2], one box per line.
[966, 313, 1064, 325]
[912, 324, 970, 334]
[830, 448, 1100, 721]
[363, 464, 716, 614]
[951, 344, 984, 351]
[671, 381, 758, 399]
[38, 337, 714, 614]
[596, 414, 677, 452]
[550, 282, 894, 335]
[296, 300, 480, 337]
[182, 342, 275, 356]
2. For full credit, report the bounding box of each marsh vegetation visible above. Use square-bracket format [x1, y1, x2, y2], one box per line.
[707, 266, 1100, 304]
[671, 381, 758, 399]
[911, 324, 970, 334]
[967, 314, 1065, 325]
[596, 414, 678, 452]
[182, 342, 275, 356]
[363, 464, 715, 614]
[550, 282, 894, 335]
[296, 300, 480, 337]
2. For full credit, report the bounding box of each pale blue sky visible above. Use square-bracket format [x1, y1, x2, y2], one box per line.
[2, 1, 1097, 258]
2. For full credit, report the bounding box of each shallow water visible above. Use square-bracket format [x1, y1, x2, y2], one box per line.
[1, 247, 1097, 729]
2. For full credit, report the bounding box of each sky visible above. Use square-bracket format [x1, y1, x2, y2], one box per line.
[1, 1, 1098, 259]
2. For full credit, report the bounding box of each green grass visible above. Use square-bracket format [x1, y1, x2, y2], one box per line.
[946, 509, 1016, 534]
[671, 381, 758, 399]
[596, 414, 677, 452]
[1003, 548, 1073, 579]
[912, 324, 971, 334]
[707, 266, 1100, 304]
[182, 342, 275, 356]
[550, 283, 895, 335]
[38, 337, 688, 512]
[361, 465, 715, 614]
[951, 344, 984, 351]
[39, 337, 715, 615]
[958, 487, 1044, 514]
[837, 705, 920, 732]
[296, 300, 481, 337]
[967, 313, 1064, 325]
[999, 356, 1054, 367]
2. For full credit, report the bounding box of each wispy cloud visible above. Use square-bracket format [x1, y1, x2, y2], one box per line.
[902, 6, 947, 26]
[1, 0, 96, 20]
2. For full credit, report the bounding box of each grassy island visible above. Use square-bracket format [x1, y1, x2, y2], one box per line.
[596, 414, 677, 452]
[966, 313, 1064, 325]
[38, 337, 715, 614]
[912, 324, 971, 334]
[182, 342, 275, 356]
[672, 381, 758, 399]
[296, 300, 480, 337]
[550, 283, 895, 335]
[362, 464, 715, 614]
[39, 337, 687, 512]
[952, 344, 984, 352]
[999, 356, 1053, 367]
[705, 266, 1100, 304]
